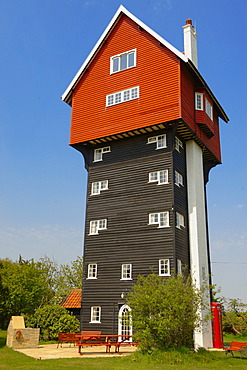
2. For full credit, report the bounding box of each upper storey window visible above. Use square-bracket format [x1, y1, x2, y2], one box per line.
[110, 49, 136, 74]
[195, 92, 203, 110]
[106, 86, 139, 107]
[147, 135, 167, 149]
[94, 146, 111, 162]
[205, 99, 213, 120]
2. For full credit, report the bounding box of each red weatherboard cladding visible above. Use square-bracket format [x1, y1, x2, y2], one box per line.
[70, 15, 180, 144]
[180, 65, 221, 161]
[70, 14, 221, 162]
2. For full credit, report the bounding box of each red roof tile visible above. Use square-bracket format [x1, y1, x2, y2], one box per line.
[62, 289, 82, 309]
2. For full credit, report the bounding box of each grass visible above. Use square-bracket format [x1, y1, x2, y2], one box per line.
[0, 330, 247, 369]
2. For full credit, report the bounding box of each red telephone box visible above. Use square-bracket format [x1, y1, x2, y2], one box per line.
[211, 302, 224, 348]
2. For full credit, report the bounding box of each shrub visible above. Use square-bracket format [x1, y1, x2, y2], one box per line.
[26, 304, 79, 340]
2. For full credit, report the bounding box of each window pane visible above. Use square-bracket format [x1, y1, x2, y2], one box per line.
[115, 93, 121, 104]
[159, 212, 168, 227]
[113, 58, 119, 72]
[123, 90, 130, 101]
[90, 221, 98, 234]
[94, 149, 102, 161]
[107, 95, 114, 106]
[131, 87, 138, 99]
[101, 180, 108, 190]
[148, 137, 157, 144]
[120, 54, 127, 70]
[159, 170, 168, 184]
[92, 182, 100, 195]
[128, 52, 135, 67]
[157, 135, 166, 148]
[149, 172, 158, 182]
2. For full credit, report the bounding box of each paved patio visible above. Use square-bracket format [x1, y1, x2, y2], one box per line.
[14, 343, 137, 360]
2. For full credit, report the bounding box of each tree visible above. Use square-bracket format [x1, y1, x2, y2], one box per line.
[53, 256, 83, 304]
[127, 273, 204, 350]
[222, 298, 247, 335]
[0, 258, 54, 329]
[26, 305, 80, 340]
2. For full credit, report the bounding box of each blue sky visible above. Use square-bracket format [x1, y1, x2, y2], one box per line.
[0, 0, 246, 302]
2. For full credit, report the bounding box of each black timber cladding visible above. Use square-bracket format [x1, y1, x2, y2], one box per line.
[80, 129, 190, 333]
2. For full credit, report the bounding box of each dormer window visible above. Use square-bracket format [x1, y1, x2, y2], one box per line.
[110, 49, 136, 74]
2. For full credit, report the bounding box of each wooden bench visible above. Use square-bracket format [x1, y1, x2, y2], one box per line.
[114, 340, 140, 353]
[57, 333, 78, 348]
[76, 331, 104, 354]
[224, 341, 247, 358]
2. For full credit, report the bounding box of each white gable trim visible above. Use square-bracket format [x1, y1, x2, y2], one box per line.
[61, 5, 188, 103]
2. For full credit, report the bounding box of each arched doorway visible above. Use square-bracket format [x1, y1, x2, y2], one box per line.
[118, 304, 132, 341]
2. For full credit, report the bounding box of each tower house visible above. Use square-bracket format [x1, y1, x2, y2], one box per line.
[62, 6, 228, 348]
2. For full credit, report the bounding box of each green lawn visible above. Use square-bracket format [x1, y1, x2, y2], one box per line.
[0, 330, 246, 369]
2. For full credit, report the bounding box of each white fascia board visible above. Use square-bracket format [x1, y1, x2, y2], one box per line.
[61, 5, 188, 103]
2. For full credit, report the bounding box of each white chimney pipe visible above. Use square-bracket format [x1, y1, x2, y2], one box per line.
[183, 19, 198, 69]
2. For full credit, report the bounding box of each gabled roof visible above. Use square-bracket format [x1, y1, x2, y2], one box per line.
[61, 5, 228, 123]
[61, 5, 188, 105]
[62, 289, 82, 309]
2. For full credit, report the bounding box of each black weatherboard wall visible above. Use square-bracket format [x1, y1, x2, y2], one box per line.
[79, 128, 190, 334]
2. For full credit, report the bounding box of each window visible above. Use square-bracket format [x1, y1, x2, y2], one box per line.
[149, 212, 169, 228]
[147, 134, 166, 149]
[195, 92, 203, 110]
[149, 170, 168, 185]
[94, 146, 111, 162]
[110, 49, 136, 74]
[91, 180, 108, 195]
[174, 170, 183, 187]
[121, 264, 132, 280]
[177, 259, 182, 274]
[89, 219, 107, 235]
[175, 212, 185, 229]
[175, 136, 183, 152]
[106, 86, 139, 107]
[87, 263, 97, 279]
[90, 306, 101, 323]
[205, 99, 213, 120]
[159, 259, 170, 276]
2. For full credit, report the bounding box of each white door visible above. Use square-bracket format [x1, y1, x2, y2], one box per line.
[118, 304, 132, 341]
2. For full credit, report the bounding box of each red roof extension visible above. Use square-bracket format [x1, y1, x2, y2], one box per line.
[62, 289, 82, 309]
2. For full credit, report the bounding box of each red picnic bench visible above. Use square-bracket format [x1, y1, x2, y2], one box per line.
[57, 330, 101, 348]
[76, 333, 139, 355]
[224, 341, 247, 358]
[57, 332, 79, 348]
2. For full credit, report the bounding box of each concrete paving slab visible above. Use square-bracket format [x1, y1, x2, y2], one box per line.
[14, 343, 137, 360]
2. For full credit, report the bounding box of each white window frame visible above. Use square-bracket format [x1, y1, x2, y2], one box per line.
[106, 86, 139, 107]
[177, 259, 182, 274]
[174, 170, 184, 187]
[94, 146, 111, 162]
[149, 212, 169, 228]
[121, 264, 132, 280]
[159, 259, 170, 276]
[149, 170, 168, 185]
[89, 219, 107, 235]
[110, 49, 136, 74]
[175, 212, 185, 229]
[91, 180, 109, 195]
[205, 99, 213, 120]
[147, 134, 167, 149]
[87, 263, 97, 279]
[90, 306, 101, 323]
[195, 92, 203, 110]
[175, 136, 183, 152]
